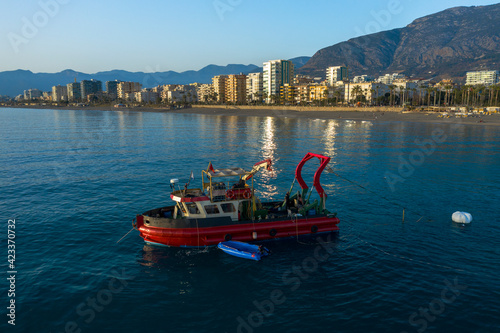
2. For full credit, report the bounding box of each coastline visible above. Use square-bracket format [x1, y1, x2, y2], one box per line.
[2, 104, 499, 126]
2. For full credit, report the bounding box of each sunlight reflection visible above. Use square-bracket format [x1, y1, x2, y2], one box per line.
[257, 117, 279, 200]
[323, 120, 339, 166]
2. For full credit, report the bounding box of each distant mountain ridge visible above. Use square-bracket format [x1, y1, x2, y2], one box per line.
[298, 4, 500, 81]
[0, 56, 311, 97]
[0, 64, 259, 97]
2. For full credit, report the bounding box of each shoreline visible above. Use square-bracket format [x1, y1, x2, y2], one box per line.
[2, 104, 499, 126]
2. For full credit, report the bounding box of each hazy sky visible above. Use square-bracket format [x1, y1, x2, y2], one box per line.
[1, 0, 498, 73]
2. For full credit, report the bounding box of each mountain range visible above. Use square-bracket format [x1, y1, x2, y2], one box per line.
[298, 3, 500, 80]
[0, 57, 311, 97]
[2, 4, 499, 97]
[0, 64, 257, 98]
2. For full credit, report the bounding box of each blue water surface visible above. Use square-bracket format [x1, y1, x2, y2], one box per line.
[0, 108, 499, 332]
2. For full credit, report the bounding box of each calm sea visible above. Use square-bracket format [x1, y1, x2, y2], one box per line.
[0, 107, 499, 332]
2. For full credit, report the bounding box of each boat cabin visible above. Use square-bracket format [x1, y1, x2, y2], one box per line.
[169, 166, 259, 221]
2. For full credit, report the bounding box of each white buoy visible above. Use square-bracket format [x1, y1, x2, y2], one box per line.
[252, 231, 258, 240]
[452, 211, 472, 224]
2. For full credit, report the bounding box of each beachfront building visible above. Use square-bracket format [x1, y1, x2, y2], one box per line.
[67, 82, 81, 101]
[117, 81, 142, 100]
[162, 84, 180, 91]
[52, 85, 68, 102]
[86, 91, 104, 103]
[279, 84, 296, 104]
[105, 80, 120, 100]
[196, 84, 214, 103]
[294, 74, 315, 85]
[80, 80, 102, 100]
[169, 85, 197, 104]
[23, 88, 43, 100]
[135, 89, 159, 103]
[263, 59, 294, 102]
[465, 70, 499, 86]
[309, 85, 331, 102]
[295, 85, 310, 104]
[160, 85, 179, 102]
[352, 75, 374, 83]
[392, 80, 418, 92]
[42, 91, 52, 101]
[225, 74, 246, 104]
[326, 66, 348, 86]
[166, 88, 196, 104]
[345, 82, 389, 103]
[246, 72, 263, 102]
[377, 73, 406, 85]
[123, 93, 135, 102]
[212, 75, 228, 103]
[392, 80, 420, 104]
[151, 85, 164, 94]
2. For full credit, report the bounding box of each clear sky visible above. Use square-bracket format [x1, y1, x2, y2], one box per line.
[0, 0, 498, 74]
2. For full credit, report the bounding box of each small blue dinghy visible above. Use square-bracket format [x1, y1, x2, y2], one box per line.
[217, 241, 270, 261]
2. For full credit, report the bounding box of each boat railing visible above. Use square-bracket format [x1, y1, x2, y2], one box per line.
[210, 183, 227, 202]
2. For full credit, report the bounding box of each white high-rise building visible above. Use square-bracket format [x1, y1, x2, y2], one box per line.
[326, 66, 348, 86]
[263, 59, 294, 101]
[465, 70, 499, 86]
[246, 72, 263, 102]
[52, 85, 68, 102]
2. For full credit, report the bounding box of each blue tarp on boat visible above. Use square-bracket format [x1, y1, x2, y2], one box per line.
[217, 241, 270, 261]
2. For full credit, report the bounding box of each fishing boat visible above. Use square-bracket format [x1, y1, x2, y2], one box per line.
[217, 241, 270, 261]
[134, 152, 340, 247]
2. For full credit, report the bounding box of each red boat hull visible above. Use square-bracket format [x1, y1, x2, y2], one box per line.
[136, 214, 339, 247]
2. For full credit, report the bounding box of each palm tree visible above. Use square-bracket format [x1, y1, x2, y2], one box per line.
[351, 85, 363, 103]
[412, 88, 418, 106]
[426, 87, 432, 107]
[370, 89, 376, 106]
[494, 84, 500, 106]
[322, 88, 329, 103]
[334, 89, 342, 105]
[388, 85, 395, 106]
[270, 94, 277, 104]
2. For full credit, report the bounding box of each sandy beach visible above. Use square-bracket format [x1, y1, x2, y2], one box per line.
[186, 105, 500, 126]
[2, 104, 499, 126]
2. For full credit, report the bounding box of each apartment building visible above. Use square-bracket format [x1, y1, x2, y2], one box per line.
[225, 74, 246, 104]
[326, 66, 348, 86]
[465, 70, 499, 86]
[246, 72, 263, 102]
[117, 81, 142, 99]
[263, 59, 294, 101]
[52, 85, 68, 102]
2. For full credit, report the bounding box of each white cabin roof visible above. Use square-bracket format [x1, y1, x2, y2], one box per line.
[208, 167, 248, 177]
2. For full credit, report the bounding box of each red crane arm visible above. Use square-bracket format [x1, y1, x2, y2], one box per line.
[295, 153, 331, 198]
